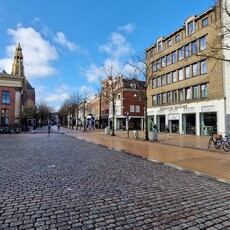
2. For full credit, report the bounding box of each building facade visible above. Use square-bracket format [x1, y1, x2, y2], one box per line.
[0, 43, 35, 129]
[101, 75, 145, 130]
[146, 0, 229, 136]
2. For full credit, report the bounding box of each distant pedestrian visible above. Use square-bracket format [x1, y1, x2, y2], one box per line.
[164, 125, 170, 139]
[58, 123, 60, 132]
[48, 124, 51, 134]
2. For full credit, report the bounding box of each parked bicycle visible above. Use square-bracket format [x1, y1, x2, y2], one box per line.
[208, 133, 230, 152]
[208, 133, 222, 149]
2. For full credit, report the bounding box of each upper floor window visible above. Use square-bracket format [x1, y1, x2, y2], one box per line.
[152, 78, 156, 89]
[117, 94, 121, 100]
[162, 93, 166, 104]
[157, 59, 161, 70]
[192, 40, 197, 54]
[178, 89, 184, 101]
[187, 21, 194, 35]
[201, 84, 207, 98]
[175, 34, 180, 43]
[167, 92, 171, 103]
[172, 71, 177, 83]
[167, 73, 172, 84]
[130, 105, 135, 113]
[167, 40, 172, 47]
[2, 91, 10, 104]
[172, 51, 177, 63]
[166, 54, 171, 65]
[192, 63, 198, 77]
[184, 44, 190, 58]
[130, 84, 136, 89]
[152, 95, 157, 105]
[199, 36, 206, 51]
[150, 50, 154, 57]
[202, 18, 208, 27]
[158, 41, 163, 52]
[162, 56, 166, 67]
[200, 60, 207, 74]
[185, 66, 190, 78]
[178, 48, 183, 60]
[157, 77, 161, 87]
[178, 68, 184, 81]
[135, 105, 140, 113]
[162, 75, 166, 86]
[152, 62, 157, 72]
[185, 88, 191, 100]
[157, 94, 161, 104]
[193, 85, 199, 99]
[172, 90, 177, 102]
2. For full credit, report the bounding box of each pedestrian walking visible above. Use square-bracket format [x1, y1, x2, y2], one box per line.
[58, 123, 60, 132]
[48, 124, 51, 134]
[164, 125, 170, 139]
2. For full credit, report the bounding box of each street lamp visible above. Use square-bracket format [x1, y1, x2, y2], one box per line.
[125, 112, 129, 138]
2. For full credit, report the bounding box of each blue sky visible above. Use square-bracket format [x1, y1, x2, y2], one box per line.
[0, 0, 214, 111]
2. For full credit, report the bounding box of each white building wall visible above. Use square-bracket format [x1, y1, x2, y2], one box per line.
[147, 99, 225, 136]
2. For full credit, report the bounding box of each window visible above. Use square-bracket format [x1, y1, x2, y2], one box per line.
[187, 21, 194, 35]
[157, 94, 161, 104]
[192, 40, 197, 54]
[162, 56, 166, 67]
[152, 95, 157, 105]
[166, 54, 171, 65]
[2, 91, 10, 104]
[172, 71, 177, 82]
[152, 62, 156, 72]
[152, 78, 156, 89]
[135, 105, 140, 113]
[193, 85, 199, 99]
[175, 34, 180, 43]
[178, 48, 183, 60]
[172, 51, 177, 63]
[168, 40, 172, 47]
[167, 92, 171, 103]
[185, 66, 190, 78]
[167, 73, 172, 84]
[130, 105, 134, 113]
[200, 60, 207, 74]
[150, 50, 154, 57]
[117, 94, 121, 100]
[1, 109, 9, 125]
[172, 90, 177, 102]
[178, 89, 184, 101]
[184, 44, 190, 58]
[185, 88, 190, 100]
[201, 84, 207, 98]
[162, 75, 166, 86]
[202, 18, 208, 27]
[162, 93, 166, 104]
[158, 41, 163, 52]
[178, 68, 184, 81]
[199, 36, 206, 51]
[157, 59, 161, 70]
[130, 84, 136, 89]
[192, 63, 198, 77]
[157, 77, 161, 87]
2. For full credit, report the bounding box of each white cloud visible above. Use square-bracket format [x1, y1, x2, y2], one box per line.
[0, 26, 58, 79]
[118, 23, 135, 33]
[54, 32, 78, 52]
[99, 32, 134, 59]
[85, 64, 103, 83]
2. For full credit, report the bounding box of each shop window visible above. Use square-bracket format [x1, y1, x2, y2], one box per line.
[1, 109, 9, 125]
[2, 91, 10, 104]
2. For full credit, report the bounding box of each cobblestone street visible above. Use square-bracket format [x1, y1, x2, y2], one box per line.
[0, 133, 230, 230]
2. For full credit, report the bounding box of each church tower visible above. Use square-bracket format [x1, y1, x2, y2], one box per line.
[11, 42, 24, 76]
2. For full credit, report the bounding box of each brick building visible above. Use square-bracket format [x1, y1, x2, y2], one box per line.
[0, 43, 35, 129]
[146, 0, 229, 136]
[101, 75, 145, 130]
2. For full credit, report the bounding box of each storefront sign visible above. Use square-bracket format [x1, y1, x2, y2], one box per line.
[201, 105, 215, 112]
[159, 104, 188, 111]
[168, 114, 180, 120]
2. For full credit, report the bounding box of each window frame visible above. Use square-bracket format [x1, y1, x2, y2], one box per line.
[2, 91, 10, 104]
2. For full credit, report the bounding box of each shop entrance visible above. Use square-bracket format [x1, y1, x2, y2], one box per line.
[183, 114, 196, 135]
[200, 112, 217, 136]
[170, 120, 179, 133]
[157, 115, 165, 132]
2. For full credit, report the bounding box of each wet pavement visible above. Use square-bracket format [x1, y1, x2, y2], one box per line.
[0, 131, 230, 229]
[62, 127, 230, 183]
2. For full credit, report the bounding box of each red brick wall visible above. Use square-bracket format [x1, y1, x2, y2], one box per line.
[0, 86, 16, 126]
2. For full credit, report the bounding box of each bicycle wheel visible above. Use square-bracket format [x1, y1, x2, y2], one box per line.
[215, 139, 222, 149]
[208, 138, 212, 148]
[223, 141, 230, 152]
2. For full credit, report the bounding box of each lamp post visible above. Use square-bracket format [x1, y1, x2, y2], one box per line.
[125, 112, 129, 138]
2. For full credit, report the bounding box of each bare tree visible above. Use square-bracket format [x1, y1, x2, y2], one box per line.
[102, 63, 121, 136]
[127, 55, 153, 141]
